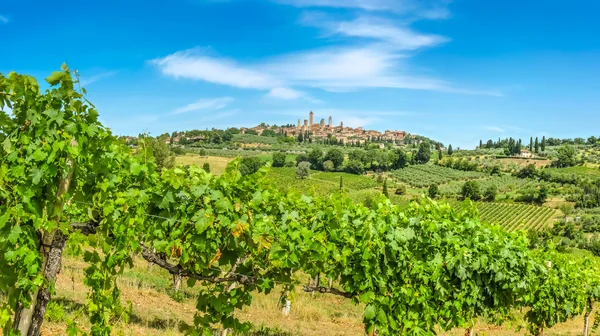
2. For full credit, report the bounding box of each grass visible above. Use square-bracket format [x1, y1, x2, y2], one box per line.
[44, 252, 600, 336]
[175, 154, 234, 175]
[545, 165, 600, 177]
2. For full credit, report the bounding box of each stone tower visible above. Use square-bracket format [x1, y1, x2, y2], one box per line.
[328, 116, 332, 128]
[304, 119, 308, 132]
[297, 119, 301, 129]
[309, 111, 314, 130]
[320, 118, 325, 130]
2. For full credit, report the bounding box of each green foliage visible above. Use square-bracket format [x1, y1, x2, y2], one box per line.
[202, 162, 211, 173]
[395, 184, 407, 195]
[239, 156, 264, 176]
[308, 148, 323, 169]
[382, 179, 389, 198]
[295, 153, 309, 165]
[462, 180, 481, 200]
[271, 152, 286, 168]
[4, 67, 600, 336]
[324, 148, 344, 169]
[322, 160, 334, 172]
[414, 142, 431, 164]
[345, 159, 365, 175]
[484, 184, 498, 202]
[516, 164, 538, 179]
[476, 202, 557, 231]
[552, 145, 577, 168]
[428, 184, 439, 199]
[448, 144, 453, 156]
[296, 161, 310, 179]
[391, 165, 485, 188]
[45, 301, 66, 322]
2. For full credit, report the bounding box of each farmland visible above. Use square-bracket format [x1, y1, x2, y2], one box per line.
[390, 165, 485, 188]
[476, 202, 559, 231]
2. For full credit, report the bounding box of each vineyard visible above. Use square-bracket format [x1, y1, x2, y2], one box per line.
[439, 175, 532, 196]
[476, 202, 558, 231]
[390, 165, 485, 188]
[3, 67, 600, 336]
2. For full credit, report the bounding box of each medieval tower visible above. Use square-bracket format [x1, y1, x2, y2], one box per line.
[328, 116, 332, 128]
[309, 111, 314, 130]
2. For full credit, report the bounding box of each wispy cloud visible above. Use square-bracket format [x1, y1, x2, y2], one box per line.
[152, 52, 279, 89]
[172, 97, 234, 115]
[0, 15, 9, 24]
[484, 126, 505, 133]
[301, 13, 449, 50]
[79, 71, 118, 86]
[273, 0, 452, 18]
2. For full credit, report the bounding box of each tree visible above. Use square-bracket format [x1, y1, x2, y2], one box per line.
[383, 179, 389, 198]
[484, 185, 497, 202]
[541, 136, 546, 152]
[535, 137, 539, 154]
[479, 140, 483, 149]
[438, 149, 443, 160]
[272, 152, 286, 167]
[428, 184, 439, 199]
[340, 176, 343, 190]
[296, 153, 309, 165]
[297, 132, 303, 143]
[552, 145, 577, 168]
[322, 160, 335, 172]
[239, 157, 264, 176]
[415, 142, 431, 164]
[462, 181, 481, 200]
[448, 144, 453, 156]
[345, 160, 365, 175]
[324, 148, 344, 169]
[308, 148, 324, 169]
[517, 164, 537, 179]
[145, 136, 175, 171]
[296, 161, 310, 179]
[392, 149, 408, 169]
[202, 162, 210, 173]
[530, 137, 533, 152]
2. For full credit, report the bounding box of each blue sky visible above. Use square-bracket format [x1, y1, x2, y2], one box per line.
[1, 0, 600, 148]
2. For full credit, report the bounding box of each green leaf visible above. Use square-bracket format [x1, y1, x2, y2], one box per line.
[46, 71, 66, 85]
[364, 304, 377, 320]
[31, 167, 44, 185]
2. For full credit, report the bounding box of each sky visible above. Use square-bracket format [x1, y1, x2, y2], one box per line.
[1, 0, 600, 148]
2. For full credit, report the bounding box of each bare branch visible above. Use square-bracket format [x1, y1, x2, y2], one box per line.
[303, 285, 354, 298]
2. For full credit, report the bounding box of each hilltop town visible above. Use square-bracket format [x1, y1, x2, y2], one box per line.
[241, 111, 410, 145]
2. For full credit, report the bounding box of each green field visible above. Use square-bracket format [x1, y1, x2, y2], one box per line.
[390, 165, 485, 188]
[544, 166, 600, 177]
[476, 202, 558, 231]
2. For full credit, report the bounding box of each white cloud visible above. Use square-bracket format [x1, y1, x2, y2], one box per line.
[273, 0, 452, 18]
[79, 71, 118, 86]
[484, 126, 505, 133]
[0, 15, 9, 24]
[153, 46, 499, 96]
[151, 51, 279, 89]
[172, 97, 234, 115]
[301, 14, 448, 50]
[267, 87, 304, 100]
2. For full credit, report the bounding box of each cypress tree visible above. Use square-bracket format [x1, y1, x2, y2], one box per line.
[529, 137, 533, 152]
[340, 176, 343, 190]
[535, 137, 539, 154]
[448, 144, 453, 156]
[541, 136, 546, 152]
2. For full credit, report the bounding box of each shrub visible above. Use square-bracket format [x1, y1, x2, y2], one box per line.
[284, 160, 295, 167]
[322, 160, 335, 172]
[239, 157, 264, 176]
[308, 148, 324, 169]
[462, 180, 481, 200]
[296, 161, 310, 179]
[395, 184, 407, 195]
[202, 162, 210, 173]
[428, 184, 439, 199]
[484, 185, 497, 202]
[345, 160, 365, 174]
[272, 152, 286, 167]
[296, 153, 309, 165]
[198, 148, 207, 156]
[46, 301, 65, 322]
